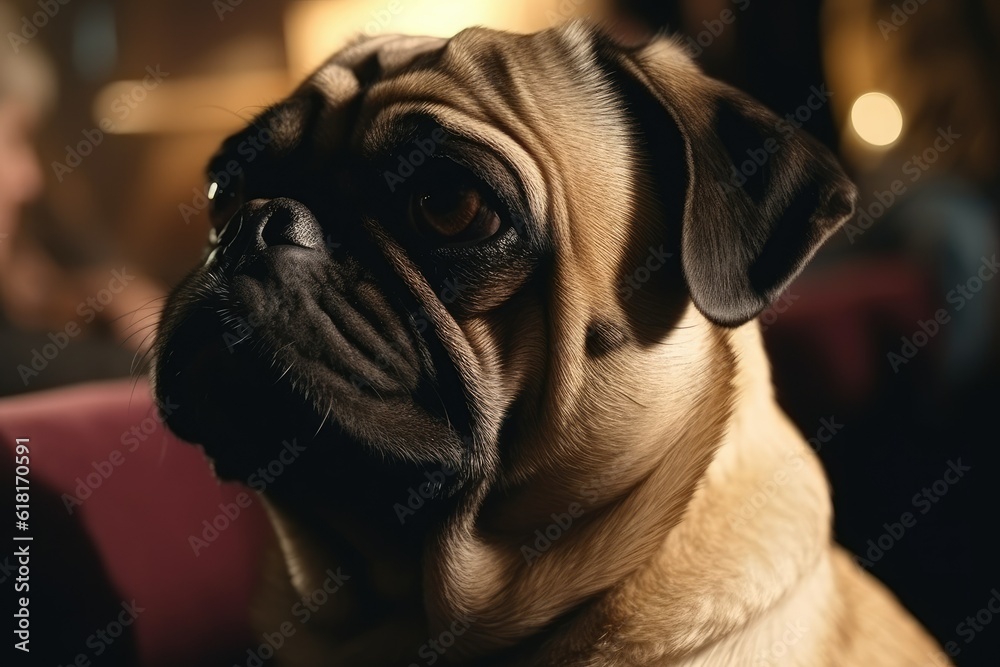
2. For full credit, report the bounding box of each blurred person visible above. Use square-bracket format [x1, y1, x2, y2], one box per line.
[0, 3, 163, 396]
[824, 0, 1000, 385]
[0, 2, 58, 330]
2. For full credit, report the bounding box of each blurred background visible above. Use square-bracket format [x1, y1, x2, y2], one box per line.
[0, 0, 997, 665]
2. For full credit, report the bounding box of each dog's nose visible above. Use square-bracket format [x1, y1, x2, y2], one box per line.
[217, 198, 326, 257]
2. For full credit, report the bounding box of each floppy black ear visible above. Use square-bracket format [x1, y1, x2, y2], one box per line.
[609, 39, 858, 326]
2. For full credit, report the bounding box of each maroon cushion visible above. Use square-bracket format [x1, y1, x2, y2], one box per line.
[0, 380, 272, 667]
[764, 258, 936, 413]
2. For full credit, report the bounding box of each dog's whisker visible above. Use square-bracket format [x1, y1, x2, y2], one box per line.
[129, 331, 160, 375]
[120, 312, 163, 331]
[194, 104, 267, 127]
[117, 322, 159, 350]
[229, 332, 253, 348]
[314, 407, 332, 437]
[114, 296, 168, 327]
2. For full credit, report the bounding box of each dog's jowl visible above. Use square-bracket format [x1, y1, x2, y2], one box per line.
[154, 22, 948, 666]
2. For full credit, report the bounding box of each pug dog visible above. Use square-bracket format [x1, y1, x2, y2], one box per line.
[153, 22, 948, 667]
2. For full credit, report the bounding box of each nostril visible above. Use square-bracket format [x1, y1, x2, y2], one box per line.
[258, 200, 326, 250]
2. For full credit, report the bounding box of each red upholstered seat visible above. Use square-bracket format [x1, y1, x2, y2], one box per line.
[0, 380, 272, 667]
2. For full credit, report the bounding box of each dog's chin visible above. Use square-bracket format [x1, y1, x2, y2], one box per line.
[152, 245, 470, 500]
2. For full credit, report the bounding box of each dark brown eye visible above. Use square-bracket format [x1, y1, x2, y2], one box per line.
[207, 173, 245, 231]
[408, 181, 501, 245]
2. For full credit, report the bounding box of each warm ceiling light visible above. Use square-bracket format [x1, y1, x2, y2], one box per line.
[284, 0, 599, 78]
[92, 69, 291, 134]
[850, 92, 903, 147]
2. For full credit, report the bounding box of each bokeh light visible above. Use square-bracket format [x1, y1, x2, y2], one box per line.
[850, 91, 904, 146]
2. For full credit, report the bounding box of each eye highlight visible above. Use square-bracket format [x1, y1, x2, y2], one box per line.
[207, 178, 243, 228]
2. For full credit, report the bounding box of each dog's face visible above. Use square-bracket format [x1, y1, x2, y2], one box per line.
[154, 24, 855, 534]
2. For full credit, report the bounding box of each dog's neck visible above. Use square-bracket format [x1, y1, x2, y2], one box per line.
[261, 317, 835, 666]
[431, 319, 834, 664]
[538, 323, 838, 665]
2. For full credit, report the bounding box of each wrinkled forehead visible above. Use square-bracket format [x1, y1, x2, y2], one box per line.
[302, 28, 588, 144]
[326, 33, 450, 78]
[254, 34, 449, 155]
[215, 25, 632, 242]
[268, 28, 585, 213]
